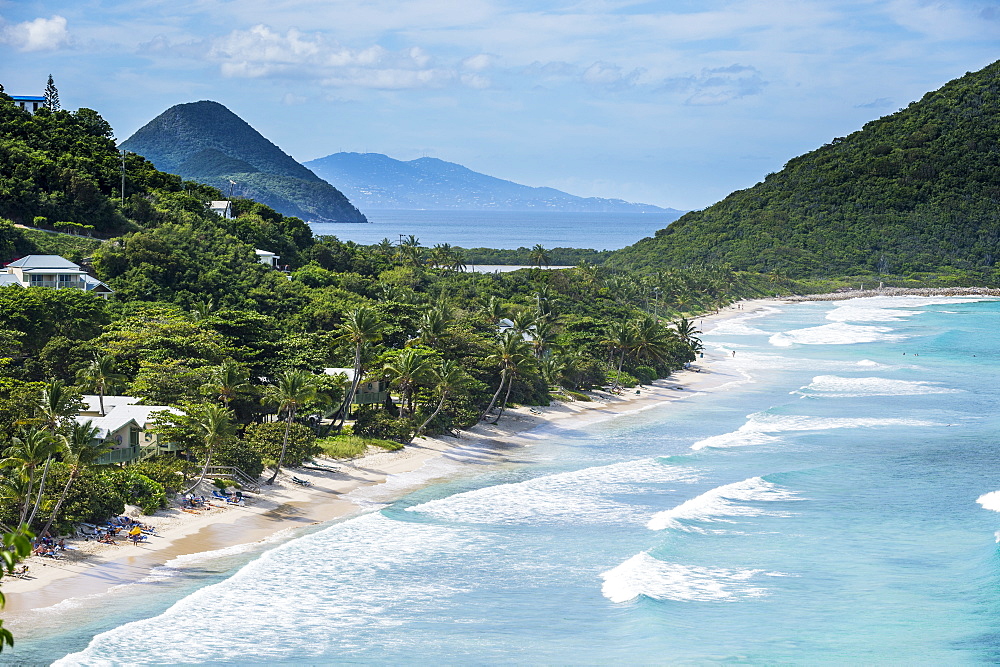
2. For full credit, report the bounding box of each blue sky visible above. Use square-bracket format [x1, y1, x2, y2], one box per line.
[1, 1, 997, 210]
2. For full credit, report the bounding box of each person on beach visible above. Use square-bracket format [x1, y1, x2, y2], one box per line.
[129, 525, 143, 545]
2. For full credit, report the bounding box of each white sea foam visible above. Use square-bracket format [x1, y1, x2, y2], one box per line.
[691, 412, 938, 450]
[795, 375, 961, 397]
[406, 459, 699, 525]
[55, 513, 489, 665]
[647, 477, 799, 531]
[769, 322, 906, 347]
[600, 552, 787, 603]
[709, 320, 769, 336]
[976, 491, 1000, 513]
[826, 305, 923, 323]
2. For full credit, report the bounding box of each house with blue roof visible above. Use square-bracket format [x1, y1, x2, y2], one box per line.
[1, 255, 113, 298]
[11, 95, 45, 113]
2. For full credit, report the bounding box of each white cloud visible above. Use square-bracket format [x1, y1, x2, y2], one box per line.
[153, 24, 492, 91]
[1, 15, 69, 52]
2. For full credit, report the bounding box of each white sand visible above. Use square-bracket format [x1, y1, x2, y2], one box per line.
[4, 300, 774, 617]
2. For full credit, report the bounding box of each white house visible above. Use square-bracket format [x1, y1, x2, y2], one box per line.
[0, 255, 113, 298]
[77, 395, 183, 465]
[208, 201, 233, 219]
[11, 95, 44, 113]
[255, 249, 280, 269]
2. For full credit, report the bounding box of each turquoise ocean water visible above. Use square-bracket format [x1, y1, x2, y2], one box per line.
[15, 295, 1000, 664]
[310, 210, 679, 250]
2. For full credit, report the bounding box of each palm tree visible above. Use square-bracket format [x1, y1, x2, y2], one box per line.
[398, 235, 424, 267]
[412, 360, 467, 441]
[183, 403, 237, 493]
[75, 355, 126, 416]
[482, 296, 506, 324]
[528, 244, 551, 270]
[333, 307, 384, 429]
[203, 360, 250, 409]
[448, 250, 467, 272]
[603, 321, 638, 390]
[0, 428, 56, 526]
[417, 307, 452, 349]
[481, 331, 532, 423]
[672, 317, 702, 350]
[29, 380, 74, 527]
[39, 420, 108, 538]
[383, 348, 433, 420]
[631, 317, 673, 366]
[538, 353, 565, 388]
[266, 371, 319, 485]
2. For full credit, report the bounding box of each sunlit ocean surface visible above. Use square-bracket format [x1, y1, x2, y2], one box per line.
[16, 296, 1000, 664]
[310, 209, 679, 250]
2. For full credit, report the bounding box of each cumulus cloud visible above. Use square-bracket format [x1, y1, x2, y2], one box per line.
[150, 24, 496, 91]
[1, 15, 69, 52]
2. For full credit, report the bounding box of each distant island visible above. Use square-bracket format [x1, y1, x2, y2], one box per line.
[120, 101, 368, 224]
[305, 152, 682, 215]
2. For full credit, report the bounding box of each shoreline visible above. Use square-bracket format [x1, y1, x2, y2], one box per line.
[787, 286, 1000, 301]
[3, 299, 775, 627]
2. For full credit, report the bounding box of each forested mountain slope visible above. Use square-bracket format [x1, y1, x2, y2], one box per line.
[305, 152, 680, 214]
[614, 60, 1000, 279]
[120, 101, 367, 223]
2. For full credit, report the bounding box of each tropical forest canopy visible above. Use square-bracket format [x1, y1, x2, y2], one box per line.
[614, 60, 1000, 281]
[0, 92, 774, 539]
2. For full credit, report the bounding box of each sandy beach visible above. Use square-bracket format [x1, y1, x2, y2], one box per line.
[3, 299, 777, 625]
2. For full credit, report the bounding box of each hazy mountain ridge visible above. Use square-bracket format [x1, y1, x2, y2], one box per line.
[613, 60, 1000, 279]
[120, 101, 367, 223]
[305, 152, 681, 215]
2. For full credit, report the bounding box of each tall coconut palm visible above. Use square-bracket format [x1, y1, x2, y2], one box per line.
[266, 371, 319, 485]
[411, 360, 467, 441]
[333, 307, 384, 429]
[482, 296, 506, 324]
[417, 307, 452, 349]
[631, 317, 673, 366]
[75, 355, 126, 417]
[183, 403, 237, 493]
[489, 343, 534, 425]
[383, 348, 433, 420]
[29, 380, 75, 528]
[481, 332, 532, 423]
[528, 244, 551, 270]
[39, 420, 108, 538]
[603, 321, 638, 390]
[0, 428, 56, 526]
[203, 360, 250, 409]
[672, 316, 703, 350]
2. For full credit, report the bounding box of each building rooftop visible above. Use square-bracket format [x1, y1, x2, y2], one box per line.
[6, 255, 82, 269]
[11, 95, 45, 102]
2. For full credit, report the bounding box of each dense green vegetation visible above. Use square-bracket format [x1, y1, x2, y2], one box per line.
[119, 100, 367, 223]
[0, 95, 775, 542]
[615, 60, 1000, 281]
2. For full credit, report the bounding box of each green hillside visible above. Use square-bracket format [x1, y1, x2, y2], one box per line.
[120, 101, 367, 223]
[615, 60, 1000, 280]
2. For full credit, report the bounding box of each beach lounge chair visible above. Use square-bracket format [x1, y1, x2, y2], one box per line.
[291, 476, 312, 487]
[212, 490, 229, 500]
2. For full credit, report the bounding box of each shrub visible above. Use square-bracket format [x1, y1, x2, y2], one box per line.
[105, 469, 166, 514]
[244, 422, 320, 467]
[632, 366, 657, 384]
[129, 456, 186, 495]
[352, 407, 413, 443]
[214, 438, 264, 479]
